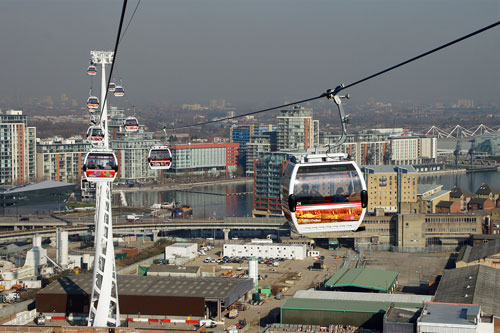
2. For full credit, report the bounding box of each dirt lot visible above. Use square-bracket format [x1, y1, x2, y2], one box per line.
[362, 250, 453, 286]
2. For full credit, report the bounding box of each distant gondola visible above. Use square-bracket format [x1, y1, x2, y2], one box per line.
[147, 146, 172, 170]
[108, 82, 116, 92]
[87, 65, 97, 76]
[114, 86, 125, 97]
[123, 117, 139, 132]
[87, 96, 100, 109]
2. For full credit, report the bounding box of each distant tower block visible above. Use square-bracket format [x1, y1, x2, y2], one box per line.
[56, 228, 69, 268]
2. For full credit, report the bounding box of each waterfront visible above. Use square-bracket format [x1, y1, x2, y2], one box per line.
[114, 182, 254, 219]
[114, 170, 499, 218]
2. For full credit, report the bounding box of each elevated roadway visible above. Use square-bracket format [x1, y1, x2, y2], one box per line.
[0, 217, 289, 243]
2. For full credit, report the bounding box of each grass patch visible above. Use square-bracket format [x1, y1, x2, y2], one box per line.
[116, 238, 173, 268]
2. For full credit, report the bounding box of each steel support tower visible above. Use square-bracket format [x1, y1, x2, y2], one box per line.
[88, 50, 120, 327]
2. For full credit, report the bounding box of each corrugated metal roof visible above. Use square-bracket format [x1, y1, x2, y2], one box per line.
[325, 268, 398, 292]
[434, 265, 500, 316]
[456, 240, 500, 263]
[293, 290, 431, 304]
[282, 298, 389, 313]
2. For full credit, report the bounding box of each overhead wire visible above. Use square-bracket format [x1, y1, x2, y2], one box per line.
[171, 19, 500, 131]
[101, 0, 129, 122]
[119, 0, 141, 44]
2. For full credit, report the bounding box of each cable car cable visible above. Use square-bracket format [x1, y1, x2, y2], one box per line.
[170, 19, 500, 131]
[100, 0, 129, 122]
[119, 0, 141, 44]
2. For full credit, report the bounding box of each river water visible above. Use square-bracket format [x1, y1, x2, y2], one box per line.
[115, 171, 499, 218]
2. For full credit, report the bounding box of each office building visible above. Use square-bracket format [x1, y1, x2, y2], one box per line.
[277, 106, 319, 151]
[0, 110, 36, 185]
[168, 143, 239, 177]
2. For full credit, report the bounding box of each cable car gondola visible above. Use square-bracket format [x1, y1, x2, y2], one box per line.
[148, 146, 172, 170]
[83, 151, 118, 182]
[87, 96, 100, 109]
[123, 117, 139, 132]
[108, 82, 116, 92]
[281, 154, 368, 234]
[114, 86, 125, 97]
[86, 126, 105, 143]
[87, 65, 97, 76]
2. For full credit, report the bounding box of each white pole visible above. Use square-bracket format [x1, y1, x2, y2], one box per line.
[100, 60, 109, 149]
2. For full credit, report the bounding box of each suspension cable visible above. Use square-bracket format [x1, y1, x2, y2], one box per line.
[101, 0, 128, 120]
[170, 19, 500, 131]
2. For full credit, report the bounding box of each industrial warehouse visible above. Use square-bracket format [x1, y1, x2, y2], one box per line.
[36, 275, 253, 321]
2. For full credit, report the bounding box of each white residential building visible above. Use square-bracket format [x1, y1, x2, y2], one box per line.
[223, 242, 307, 260]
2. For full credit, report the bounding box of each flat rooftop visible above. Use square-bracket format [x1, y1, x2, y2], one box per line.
[385, 307, 420, 324]
[419, 302, 480, 326]
[38, 274, 253, 305]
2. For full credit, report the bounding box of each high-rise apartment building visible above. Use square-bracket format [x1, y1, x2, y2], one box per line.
[277, 106, 319, 151]
[390, 136, 437, 165]
[36, 136, 91, 183]
[230, 124, 274, 173]
[0, 110, 36, 185]
[253, 151, 291, 217]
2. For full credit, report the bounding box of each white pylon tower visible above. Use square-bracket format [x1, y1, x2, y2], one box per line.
[88, 50, 120, 327]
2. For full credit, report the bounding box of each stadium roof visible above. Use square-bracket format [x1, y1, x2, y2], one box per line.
[0, 180, 75, 194]
[434, 265, 500, 316]
[325, 267, 398, 292]
[294, 290, 431, 305]
[456, 239, 500, 263]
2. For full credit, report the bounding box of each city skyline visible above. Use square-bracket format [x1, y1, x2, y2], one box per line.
[0, 0, 499, 111]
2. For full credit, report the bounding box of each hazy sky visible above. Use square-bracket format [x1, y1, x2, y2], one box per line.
[1, 0, 499, 108]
